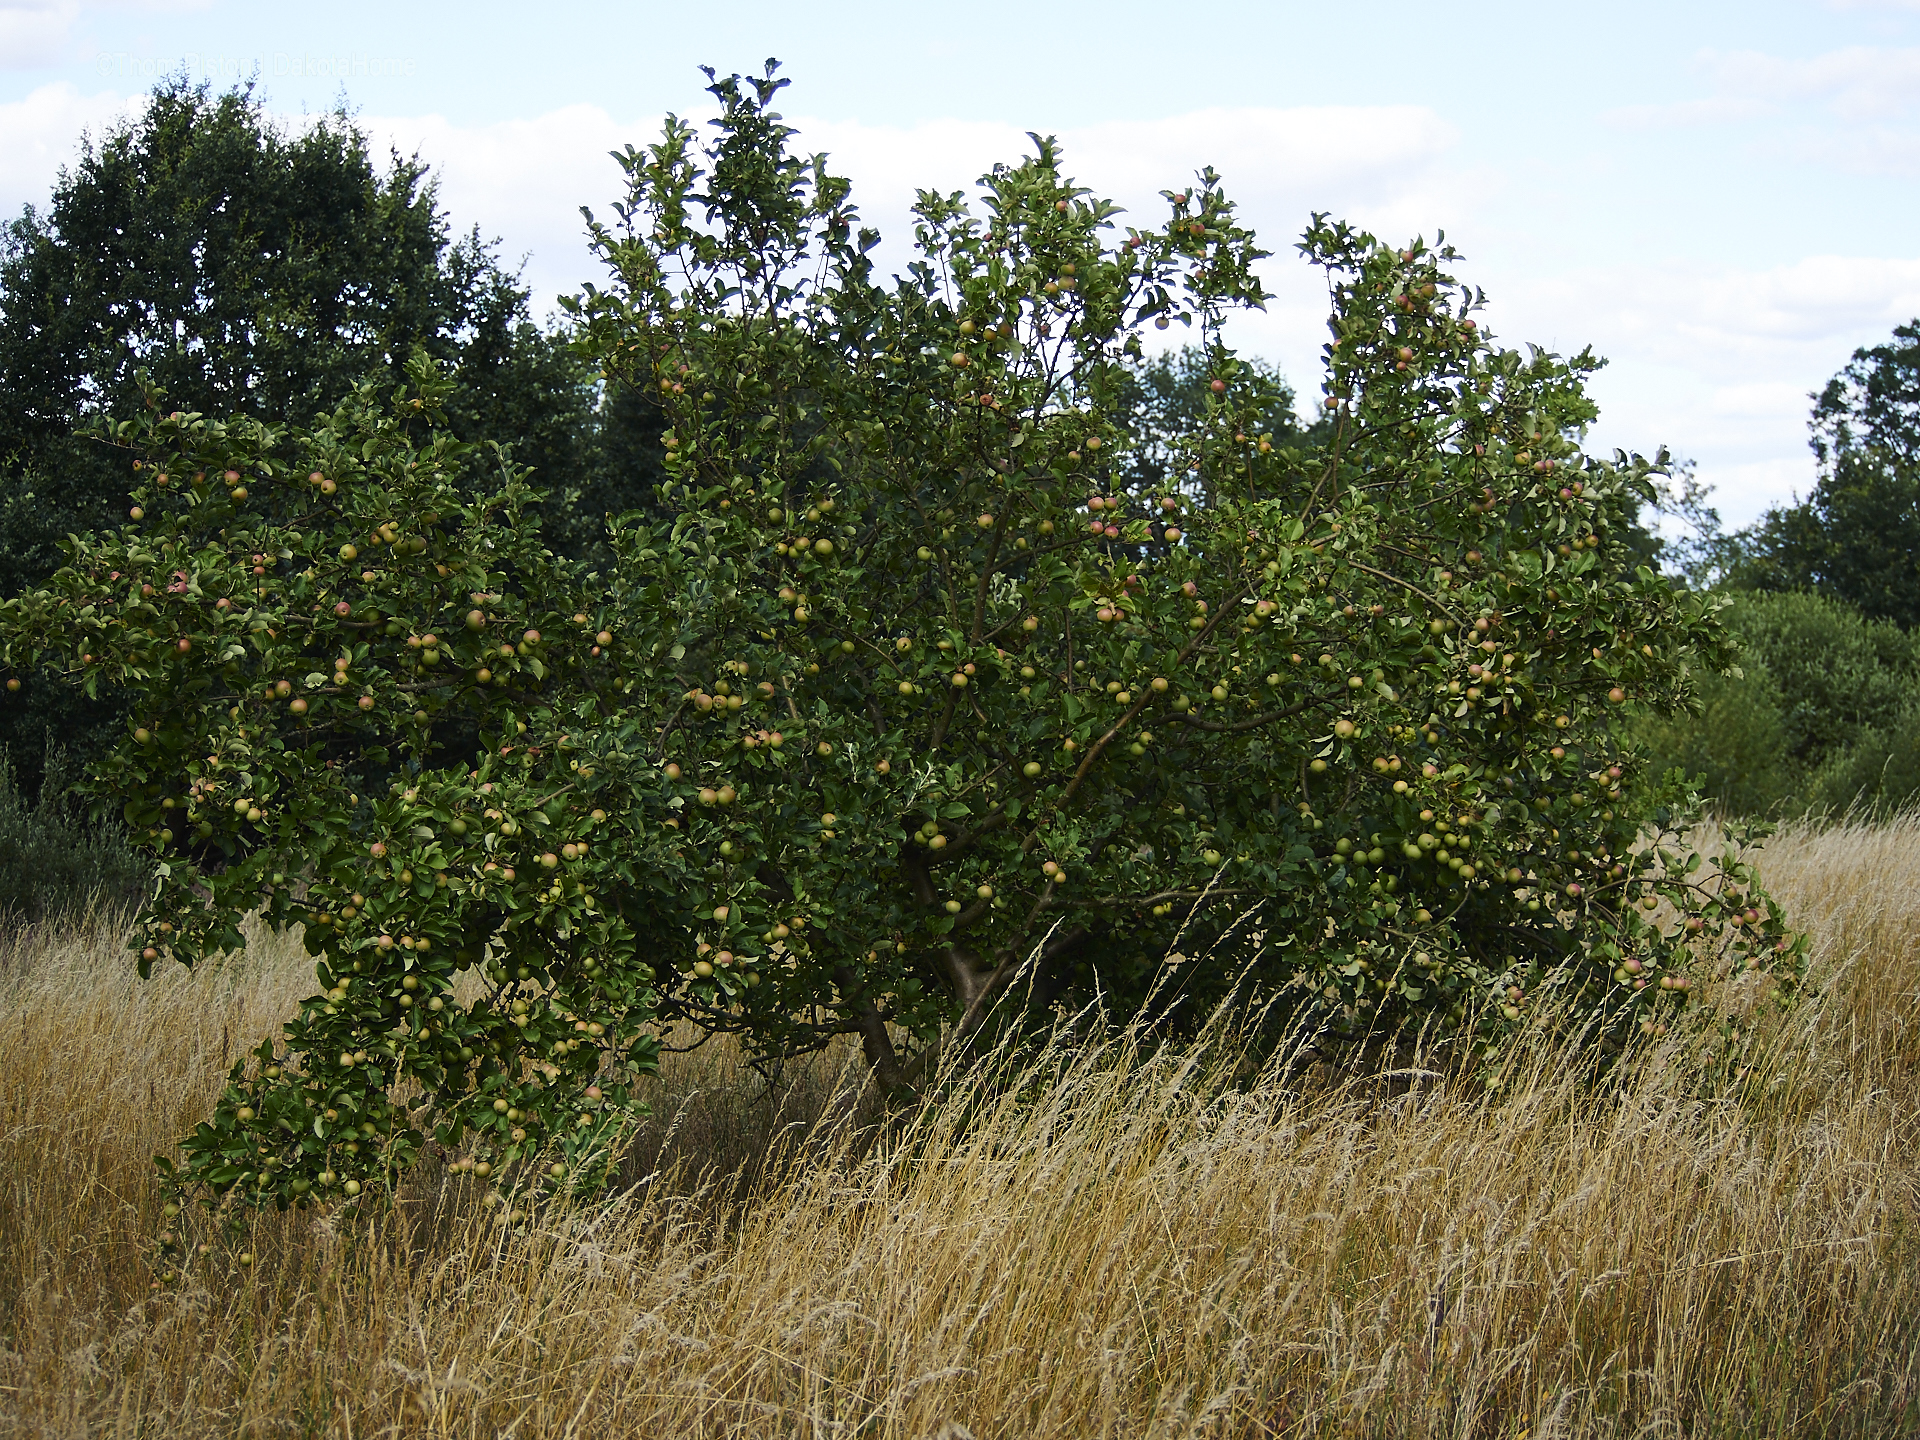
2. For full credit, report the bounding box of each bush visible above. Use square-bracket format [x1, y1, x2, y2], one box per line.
[1636, 661, 1797, 818]
[1806, 701, 1920, 817]
[1726, 591, 1918, 769]
[0, 743, 148, 923]
[1639, 590, 1920, 816]
[0, 64, 1804, 1211]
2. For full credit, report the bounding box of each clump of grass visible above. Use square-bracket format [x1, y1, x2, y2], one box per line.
[0, 819, 1915, 1436]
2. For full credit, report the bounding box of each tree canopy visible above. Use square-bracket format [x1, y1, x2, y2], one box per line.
[1810, 321, 1920, 473]
[1734, 324, 1920, 629]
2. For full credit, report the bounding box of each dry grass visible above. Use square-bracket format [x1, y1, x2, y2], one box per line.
[1, 820, 1917, 1438]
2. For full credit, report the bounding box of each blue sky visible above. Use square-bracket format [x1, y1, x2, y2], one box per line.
[4, 0, 1918, 525]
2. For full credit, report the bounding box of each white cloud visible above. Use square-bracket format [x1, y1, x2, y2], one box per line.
[363, 103, 648, 313]
[1706, 46, 1920, 121]
[0, 79, 139, 214]
[1478, 253, 1920, 523]
[1601, 45, 1920, 151]
[0, 0, 78, 69]
[1602, 96, 1768, 130]
[1712, 381, 1814, 417]
[1693, 457, 1813, 515]
[363, 99, 1466, 334]
[799, 104, 1459, 218]
[1789, 122, 1920, 176]
[1495, 253, 1920, 374]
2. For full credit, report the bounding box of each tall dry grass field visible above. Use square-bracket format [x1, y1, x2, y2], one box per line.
[0, 820, 1917, 1438]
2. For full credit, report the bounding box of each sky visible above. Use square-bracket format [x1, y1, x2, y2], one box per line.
[3, 0, 1918, 527]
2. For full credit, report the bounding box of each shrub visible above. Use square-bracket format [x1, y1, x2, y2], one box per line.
[1638, 590, 1920, 816]
[0, 64, 1803, 1210]
[1726, 591, 1918, 770]
[1636, 661, 1797, 819]
[1807, 700, 1920, 817]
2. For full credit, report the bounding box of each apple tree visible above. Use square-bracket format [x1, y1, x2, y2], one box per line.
[0, 63, 1805, 1210]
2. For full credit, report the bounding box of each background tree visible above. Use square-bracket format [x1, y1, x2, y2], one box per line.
[551, 383, 674, 567]
[1809, 321, 1920, 472]
[1107, 345, 1318, 504]
[1730, 323, 1920, 628]
[0, 741, 149, 922]
[0, 77, 656, 798]
[1632, 659, 1795, 819]
[1636, 464, 1736, 588]
[1737, 454, 1920, 630]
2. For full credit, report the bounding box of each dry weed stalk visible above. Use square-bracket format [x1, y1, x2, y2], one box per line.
[0, 819, 1916, 1436]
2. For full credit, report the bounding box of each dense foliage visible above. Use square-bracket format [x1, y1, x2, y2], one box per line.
[1106, 345, 1319, 504]
[1639, 591, 1920, 817]
[0, 361, 665, 1201]
[0, 65, 1804, 1209]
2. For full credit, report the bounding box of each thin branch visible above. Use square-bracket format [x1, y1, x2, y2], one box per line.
[1175, 693, 1329, 733]
[1347, 560, 1467, 625]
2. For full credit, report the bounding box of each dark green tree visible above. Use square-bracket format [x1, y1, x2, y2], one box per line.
[1635, 590, 1920, 816]
[545, 377, 674, 568]
[1739, 454, 1920, 629]
[1810, 321, 1920, 471]
[1735, 324, 1920, 628]
[1107, 345, 1316, 504]
[0, 76, 611, 797]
